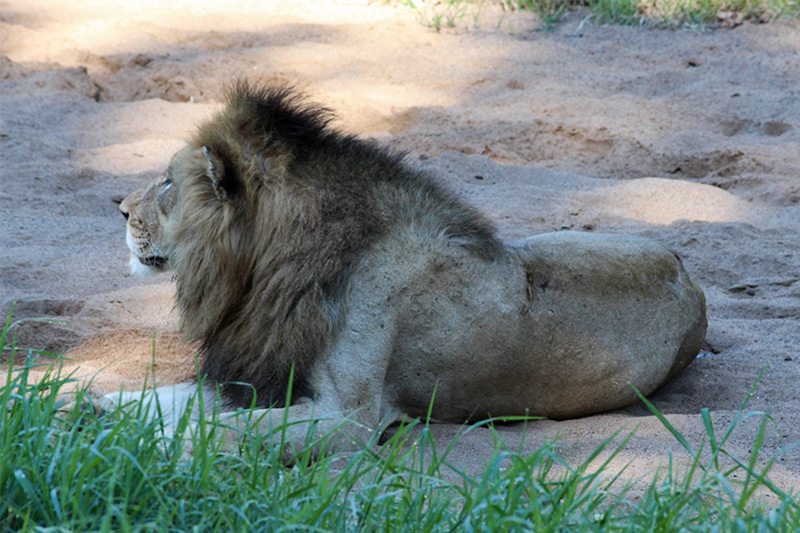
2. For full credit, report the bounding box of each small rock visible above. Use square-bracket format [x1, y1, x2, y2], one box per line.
[729, 282, 756, 292]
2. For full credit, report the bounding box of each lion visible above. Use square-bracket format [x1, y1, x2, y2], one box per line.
[108, 82, 707, 458]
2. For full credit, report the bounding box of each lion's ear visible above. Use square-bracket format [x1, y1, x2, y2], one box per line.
[202, 146, 228, 201]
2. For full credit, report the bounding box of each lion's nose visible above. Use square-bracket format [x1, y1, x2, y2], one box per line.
[113, 195, 130, 221]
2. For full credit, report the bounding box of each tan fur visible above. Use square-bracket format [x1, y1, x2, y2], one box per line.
[114, 83, 707, 459]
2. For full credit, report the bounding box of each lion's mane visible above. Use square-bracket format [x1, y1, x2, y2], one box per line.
[173, 82, 503, 408]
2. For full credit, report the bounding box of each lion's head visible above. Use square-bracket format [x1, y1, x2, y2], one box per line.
[120, 146, 207, 277]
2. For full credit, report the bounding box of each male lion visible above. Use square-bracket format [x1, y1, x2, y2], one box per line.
[109, 82, 706, 458]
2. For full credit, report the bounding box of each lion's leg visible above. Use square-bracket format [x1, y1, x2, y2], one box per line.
[98, 382, 216, 436]
[208, 305, 403, 461]
[204, 398, 381, 461]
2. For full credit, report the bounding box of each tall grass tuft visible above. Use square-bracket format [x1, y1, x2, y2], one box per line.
[2, 307, 799, 531]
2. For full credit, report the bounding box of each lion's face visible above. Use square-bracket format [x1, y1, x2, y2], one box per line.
[120, 146, 205, 276]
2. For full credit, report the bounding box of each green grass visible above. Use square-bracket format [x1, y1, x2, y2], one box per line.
[389, 0, 800, 29]
[588, 0, 799, 26]
[2, 307, 799, 531]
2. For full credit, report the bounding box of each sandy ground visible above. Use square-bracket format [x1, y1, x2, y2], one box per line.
[2, 0, 799, 500]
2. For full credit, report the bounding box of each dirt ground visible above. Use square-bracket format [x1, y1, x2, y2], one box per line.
[1, 0, 798, 500]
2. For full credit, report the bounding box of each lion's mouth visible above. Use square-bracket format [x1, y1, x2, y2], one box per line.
[139, 255, 168, 269]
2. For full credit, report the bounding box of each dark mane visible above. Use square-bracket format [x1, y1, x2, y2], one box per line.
[224, 81, 337, 156]
[175, 82, 503, 408]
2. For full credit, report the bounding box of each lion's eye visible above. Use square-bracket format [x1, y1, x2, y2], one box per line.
[162, 179, 172, 192]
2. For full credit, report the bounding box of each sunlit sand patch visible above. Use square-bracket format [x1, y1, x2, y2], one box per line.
[577, 177, 759, 226]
